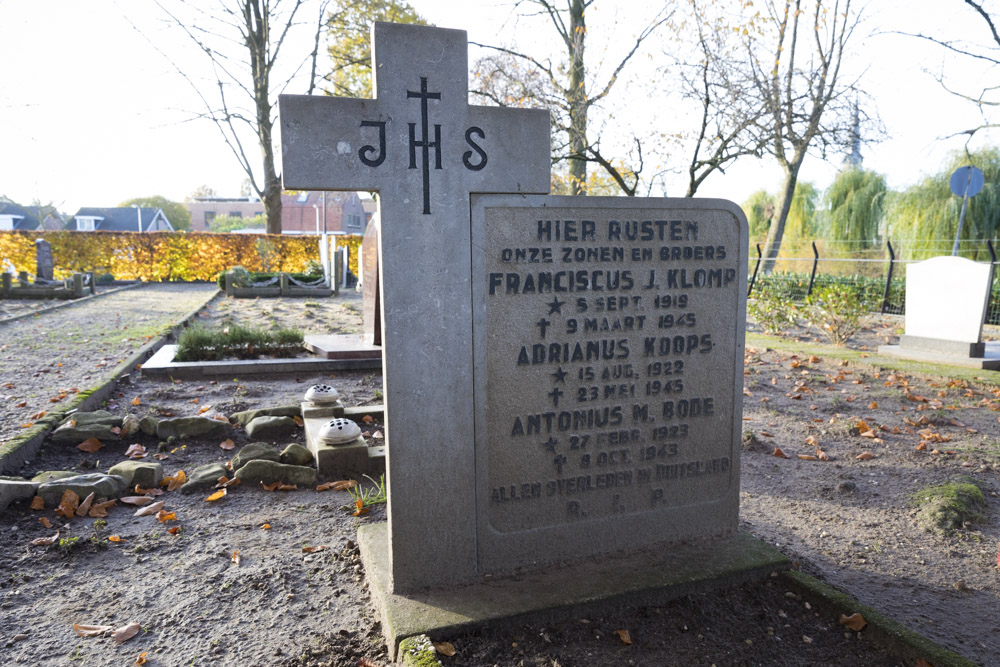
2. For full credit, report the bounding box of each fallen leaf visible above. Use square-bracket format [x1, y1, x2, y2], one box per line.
[353, 498, 369, 516]
[260, 523, 271, 530]
[124, 443, 147, 459]
[136, 652, 148, 665]
[302, 545, 328, 553]
[153, 453, 169, 460]
[77, 438, 103, 453]
[232, 550, 241, 565]
[804, 435, 819, 447]
[361, 415, 374, 424]
[772, 447, 790, 459]
[816, 450, 829, 461]
[56, 489, 80, 519]
[854, 420, 870, 434]
[89, 500, 115, 518]
[15, 400, 26, 408]
[39, 516, 53, 528]
[156, 510, 178, 523]
[135, 501, 165, 517]
[797, 454, 819, 461]
[220, 438, 236, 451]
[30, 495, 44, 511]
[168, 526, 181, 535]
[131, 397, 141, 406]
[31, 530, 59, 546]
[120, 496, 155, 506]
[316, 481, 335, 491]
[916, 442, 928, 451]
[277, 483, 297, 491]
[31, 410, 47, 420]
[73, 623, 111, 637]
[261, 481, 280, 492]
[134, 485, 163, 496]
[808, 355, 820, 363]
[868, 401, 878, 410]
[839, 612, 867, 632]
[856, 452, 875, 461]
[198, 405, 211, 414]
[112, 622, 141, 644]
[75, 492, 95, 517]
[372, 430, 384, 439]
[614, 629, 632, 645]
[293, 416, 304, 427]
[434, 641, 457, 656]
[760, 431, 774, 438]
[108, 535, 123, 542]
[160, 470, 187, 492]
[206, 489, 227, 502]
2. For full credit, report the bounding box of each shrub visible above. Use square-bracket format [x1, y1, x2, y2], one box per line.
[747, 290, 798, 335]
[175, 324, 305, 361]
[805, 284, 870, 345]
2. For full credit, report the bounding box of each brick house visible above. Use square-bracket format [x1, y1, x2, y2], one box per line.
[186, 192, 367, 234]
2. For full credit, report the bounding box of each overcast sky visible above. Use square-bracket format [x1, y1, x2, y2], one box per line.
[0, 0, 996, 214]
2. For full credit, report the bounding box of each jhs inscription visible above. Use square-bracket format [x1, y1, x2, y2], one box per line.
[484, 210, 741, 533]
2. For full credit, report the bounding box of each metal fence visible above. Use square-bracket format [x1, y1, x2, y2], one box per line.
[746, 238, 1000, 325]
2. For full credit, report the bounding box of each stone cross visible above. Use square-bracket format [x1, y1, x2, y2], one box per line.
[280, 22, 550, 591]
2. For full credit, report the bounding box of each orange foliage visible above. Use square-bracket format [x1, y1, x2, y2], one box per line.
[0, 230, 357, 282]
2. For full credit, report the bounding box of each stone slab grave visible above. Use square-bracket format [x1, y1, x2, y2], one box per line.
[878, 255, 1000, 369]
[280, 21, 784, 656]
[304, 216, 382, 365]
[2, 240, 93, 300]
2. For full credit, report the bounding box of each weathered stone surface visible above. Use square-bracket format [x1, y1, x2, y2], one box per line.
[245, 416, 298, 441]
[108, 461, 163, 489]
[156, 416, 231, 439]
[36, 473, 127, 505]
[138, 416, 159, 436]
[120, 414, 142, 437]
[0, 480, 39, 510]
[231, 442, 280, 472]
[180, 463, 230, 495]
[67, 410, 121, 427]
[234, 460, 316, 487]
[230, 405, 301, 427]
[50, 423, 120, 444]
[31, 471, 78, 483]
[280, 443, 314, 467]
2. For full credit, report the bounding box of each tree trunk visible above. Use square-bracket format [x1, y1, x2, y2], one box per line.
[246, 0, 283, 235]
[567, 0, 587, 195]
[761, 161, 800, 274]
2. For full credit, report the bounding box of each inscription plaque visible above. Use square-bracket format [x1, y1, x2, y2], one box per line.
[472, 195, 748, 573]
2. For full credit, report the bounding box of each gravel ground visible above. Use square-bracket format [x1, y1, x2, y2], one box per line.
[0, 292, 994, 666]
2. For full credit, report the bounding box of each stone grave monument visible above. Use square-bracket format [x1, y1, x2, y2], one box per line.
[35, 238, 54, 281]
[878, 256, 1000, 369]
[280, 21, 784, 656]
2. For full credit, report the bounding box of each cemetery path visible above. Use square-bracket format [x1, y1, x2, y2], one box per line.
[0, 304, 996, 666]
[0, 283, 218, 447]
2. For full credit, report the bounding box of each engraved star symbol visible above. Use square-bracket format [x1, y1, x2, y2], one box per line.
[542, 437, 559, 453]
[536, 317, 551, 338]
[547, 297, 566, 315]
[551, 366, 568, 384]
[548, 386, 564, 407]
[553, 454, 567, 474]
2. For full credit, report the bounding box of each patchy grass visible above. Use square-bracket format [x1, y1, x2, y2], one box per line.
[912, 479, 985, 534]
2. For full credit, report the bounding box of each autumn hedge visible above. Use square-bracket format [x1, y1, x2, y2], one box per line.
[0, 231, 363, 282]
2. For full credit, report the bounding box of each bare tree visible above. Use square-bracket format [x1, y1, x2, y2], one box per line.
[746, 0, 876, 271]
[471, 1, 671, 195]
[149, 1, 329, 234]
[899, 0, 1000, 141]
[674, 0, 770, 197]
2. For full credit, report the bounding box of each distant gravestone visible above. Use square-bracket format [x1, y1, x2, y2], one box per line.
[35, 238, 53, 281]
[361, 216, 382, 346]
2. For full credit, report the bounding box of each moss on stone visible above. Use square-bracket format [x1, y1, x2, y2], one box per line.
[912, 479, 985, 534]
[398, 634, 442, 667]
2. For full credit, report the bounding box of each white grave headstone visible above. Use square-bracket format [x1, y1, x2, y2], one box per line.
[902, 256, 994, 356]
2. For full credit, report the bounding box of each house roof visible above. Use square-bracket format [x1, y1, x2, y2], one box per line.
[0, 202, 40, 230]
[67, 207, 172, 231]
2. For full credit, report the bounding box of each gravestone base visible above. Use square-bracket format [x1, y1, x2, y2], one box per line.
[358, 522, 789, 659]
[303, 334, 382, 368]
[877, 341, 1000, 370]
[303, 416, 385, 478]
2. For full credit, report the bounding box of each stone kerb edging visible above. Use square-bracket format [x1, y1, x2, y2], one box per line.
[0, 288, 223, 475]
[0, 281, 147, 327]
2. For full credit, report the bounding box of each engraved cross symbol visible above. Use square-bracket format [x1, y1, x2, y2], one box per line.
[407, 77, 442, 214]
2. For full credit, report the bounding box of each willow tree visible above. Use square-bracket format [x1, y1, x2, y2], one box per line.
[742, 181, 819, 250]
[822, 167, 887, 248]
[885, 147, 1000, 260]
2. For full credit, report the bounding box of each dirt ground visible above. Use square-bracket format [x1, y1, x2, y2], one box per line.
[1, 291, 997, 666]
